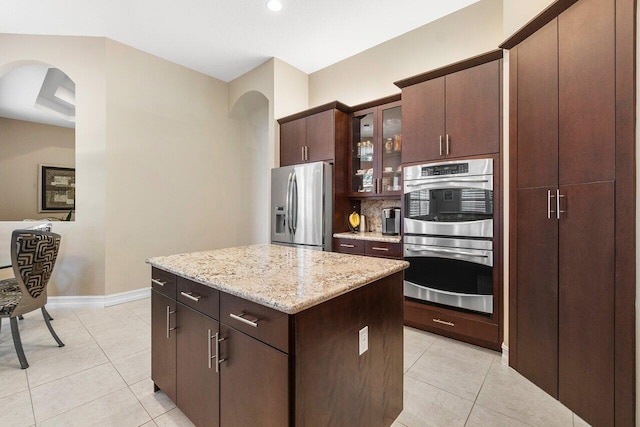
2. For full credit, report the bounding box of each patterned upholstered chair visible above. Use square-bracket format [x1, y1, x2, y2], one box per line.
[0, 229, 64, 368]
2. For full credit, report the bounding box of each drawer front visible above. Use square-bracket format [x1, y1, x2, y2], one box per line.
[334, 238, 365, 255]
[404, 301, 499, 345]
[220, 293, 290, 353]
[364, 241, 402, 259]
[177, 277, 220, 320]
[151, 267, 176, 299]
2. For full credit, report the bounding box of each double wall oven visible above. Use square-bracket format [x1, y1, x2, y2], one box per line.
[403, 158, 494, 314]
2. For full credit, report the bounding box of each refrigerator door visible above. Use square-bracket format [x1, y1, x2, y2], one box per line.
[271, 166, 294, 245]
[291, 162, 325, 247]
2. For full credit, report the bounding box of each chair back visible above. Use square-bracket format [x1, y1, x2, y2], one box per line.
[11, 229, 61, 316]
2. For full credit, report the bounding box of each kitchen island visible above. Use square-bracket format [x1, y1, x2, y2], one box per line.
[147, 244, 408, 427]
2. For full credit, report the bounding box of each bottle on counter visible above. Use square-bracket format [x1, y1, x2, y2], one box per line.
[360, 215, 366, 234]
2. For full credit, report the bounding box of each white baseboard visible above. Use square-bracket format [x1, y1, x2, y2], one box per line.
[47, 287, 151, 308]
[501, 343, 509, 365]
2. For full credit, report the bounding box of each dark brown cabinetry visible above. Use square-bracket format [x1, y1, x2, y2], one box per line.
[503, 0, 634, 424]
[278, 102, 349, 167]
[396, 52, 501, 164]
[151, 268, 404, 427]
[349, 97, 402, 197]
[333, 238, 402, 260]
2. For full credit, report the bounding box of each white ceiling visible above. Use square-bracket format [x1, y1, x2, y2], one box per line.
[0, 0, 480, 82]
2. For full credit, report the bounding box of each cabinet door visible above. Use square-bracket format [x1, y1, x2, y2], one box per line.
[558, 181, 614, 427]
[401, 77, 445, 163]
[517, 19, 559, 189]
[558, 0, 615, 185]
[280, 118, 306, 166]
[306, 110, 334, 162]
[177, 304, 220, 427]
[351, 108, 377, 195]
[151, 290, 177, 403]
[379, 102, 402, 195]
[445, 60, 500, 158]
[220, 325, 289, 427]
[515, 187, 558, 398]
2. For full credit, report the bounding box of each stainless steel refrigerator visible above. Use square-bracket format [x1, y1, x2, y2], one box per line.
[271, 162, 332, 251]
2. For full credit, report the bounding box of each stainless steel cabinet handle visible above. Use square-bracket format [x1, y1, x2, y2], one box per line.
[547, 189, 556, 219]
[340, 243, 355, 248]
[180, 291, 201, 302]
[208, 329, 214, 369]
[371, 247, 390, 251]
[305, 146, 309, 161]
[301, 146, 305, 161]
[151, 279, 165, 287]
[406, 178, 489, 187]
[230, 312, 259, 328]
[433, 318, 455, 327]
[556, 189, 565, 219]
[446, 134, 450, 155]
[166, 306, 176, 338]
[439, 135, 443, 156]
[216, 333, 226, 373]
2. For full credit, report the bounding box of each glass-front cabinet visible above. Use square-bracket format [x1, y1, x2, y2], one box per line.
[350, 100, 402, 197]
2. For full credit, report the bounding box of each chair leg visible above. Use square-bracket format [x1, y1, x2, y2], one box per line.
[42, 307, 54, 321]
[10, 317, 29, 369]
[17, 315, 24, 320]
[42, 307, 64, 347]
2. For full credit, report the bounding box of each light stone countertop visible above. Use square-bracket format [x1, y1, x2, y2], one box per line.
[147, 244, 408, 315]
[333, 231, 402, 243]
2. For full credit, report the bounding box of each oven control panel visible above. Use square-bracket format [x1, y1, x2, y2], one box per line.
[421, 163, 469, 176]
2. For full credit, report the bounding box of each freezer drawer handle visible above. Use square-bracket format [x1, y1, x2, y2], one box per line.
[151, 279, 166, 287]
[180, 291, 201, 302]
[433, 318, 455, 327]
[230, 312, 260, 328]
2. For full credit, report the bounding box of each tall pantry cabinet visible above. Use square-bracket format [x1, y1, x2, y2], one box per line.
[503, 0, 635, 425]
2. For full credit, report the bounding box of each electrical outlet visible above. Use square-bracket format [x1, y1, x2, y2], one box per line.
[359, 326, 368, 355]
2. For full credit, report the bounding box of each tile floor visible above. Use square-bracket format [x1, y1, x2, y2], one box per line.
[0, 298, 589, 426]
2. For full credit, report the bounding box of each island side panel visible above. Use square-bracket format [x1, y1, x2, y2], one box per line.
[293, 272, 404, 427]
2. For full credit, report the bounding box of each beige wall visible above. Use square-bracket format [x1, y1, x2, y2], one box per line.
[104, 40, 252, 295]
[0, 34, 107, 296]
[308, 0, 503, 107]
[503, 0, 556, 38]
[0, 118, 75, 221]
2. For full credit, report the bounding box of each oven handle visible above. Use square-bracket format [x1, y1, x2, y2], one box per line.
[405, 178, 490, 187]
[405, 247, 488, 258]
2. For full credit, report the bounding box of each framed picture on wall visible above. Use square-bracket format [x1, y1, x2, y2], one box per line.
[38, 164, 76, 212]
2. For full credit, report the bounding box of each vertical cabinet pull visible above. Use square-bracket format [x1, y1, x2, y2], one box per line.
[547, 189, 556, 219]
[305, 146, 309, 161]
[209, 331, 226, 373]
[166, 306, 176, 338]
[439, 135, 443, 156]
[301, 146, 305, 161]
[556, 189, 565, 219]
[446, 134, 450, 155]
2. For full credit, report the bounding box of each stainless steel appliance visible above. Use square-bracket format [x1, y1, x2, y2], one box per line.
[403, 158, 494, 314]
[381, 208, 400, 236]
[271, 162, 333, 251]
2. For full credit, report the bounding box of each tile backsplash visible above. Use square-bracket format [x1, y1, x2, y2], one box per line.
[361, 199, 402, 232]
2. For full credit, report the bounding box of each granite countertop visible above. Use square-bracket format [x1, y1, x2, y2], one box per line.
[333, 231, 402, 243]
[147, 244, 408, 315]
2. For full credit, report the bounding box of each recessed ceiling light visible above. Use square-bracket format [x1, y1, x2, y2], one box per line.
[266, 0, 282, 12]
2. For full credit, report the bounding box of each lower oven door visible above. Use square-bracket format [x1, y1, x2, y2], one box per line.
[403, 243, 493, 314]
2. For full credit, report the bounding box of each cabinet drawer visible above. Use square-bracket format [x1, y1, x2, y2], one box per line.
[365, 241, 402, 259]
[404, 300, 499, 345]
[221, 293, 290, 353]
[334, 238, 365, 255]
[177, 277, 220, 320]
[151, 268, 176, 299]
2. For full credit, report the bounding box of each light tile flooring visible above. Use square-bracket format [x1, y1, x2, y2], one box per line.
[0, 298, 589, 426]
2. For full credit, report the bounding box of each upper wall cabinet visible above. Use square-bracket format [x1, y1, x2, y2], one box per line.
[278, 102, 350, 167]
[349, 96, 402, 198]
[396, 51, 502, 164]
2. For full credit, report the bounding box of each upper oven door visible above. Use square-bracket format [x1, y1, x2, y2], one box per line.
[403, 159, 494, 238]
